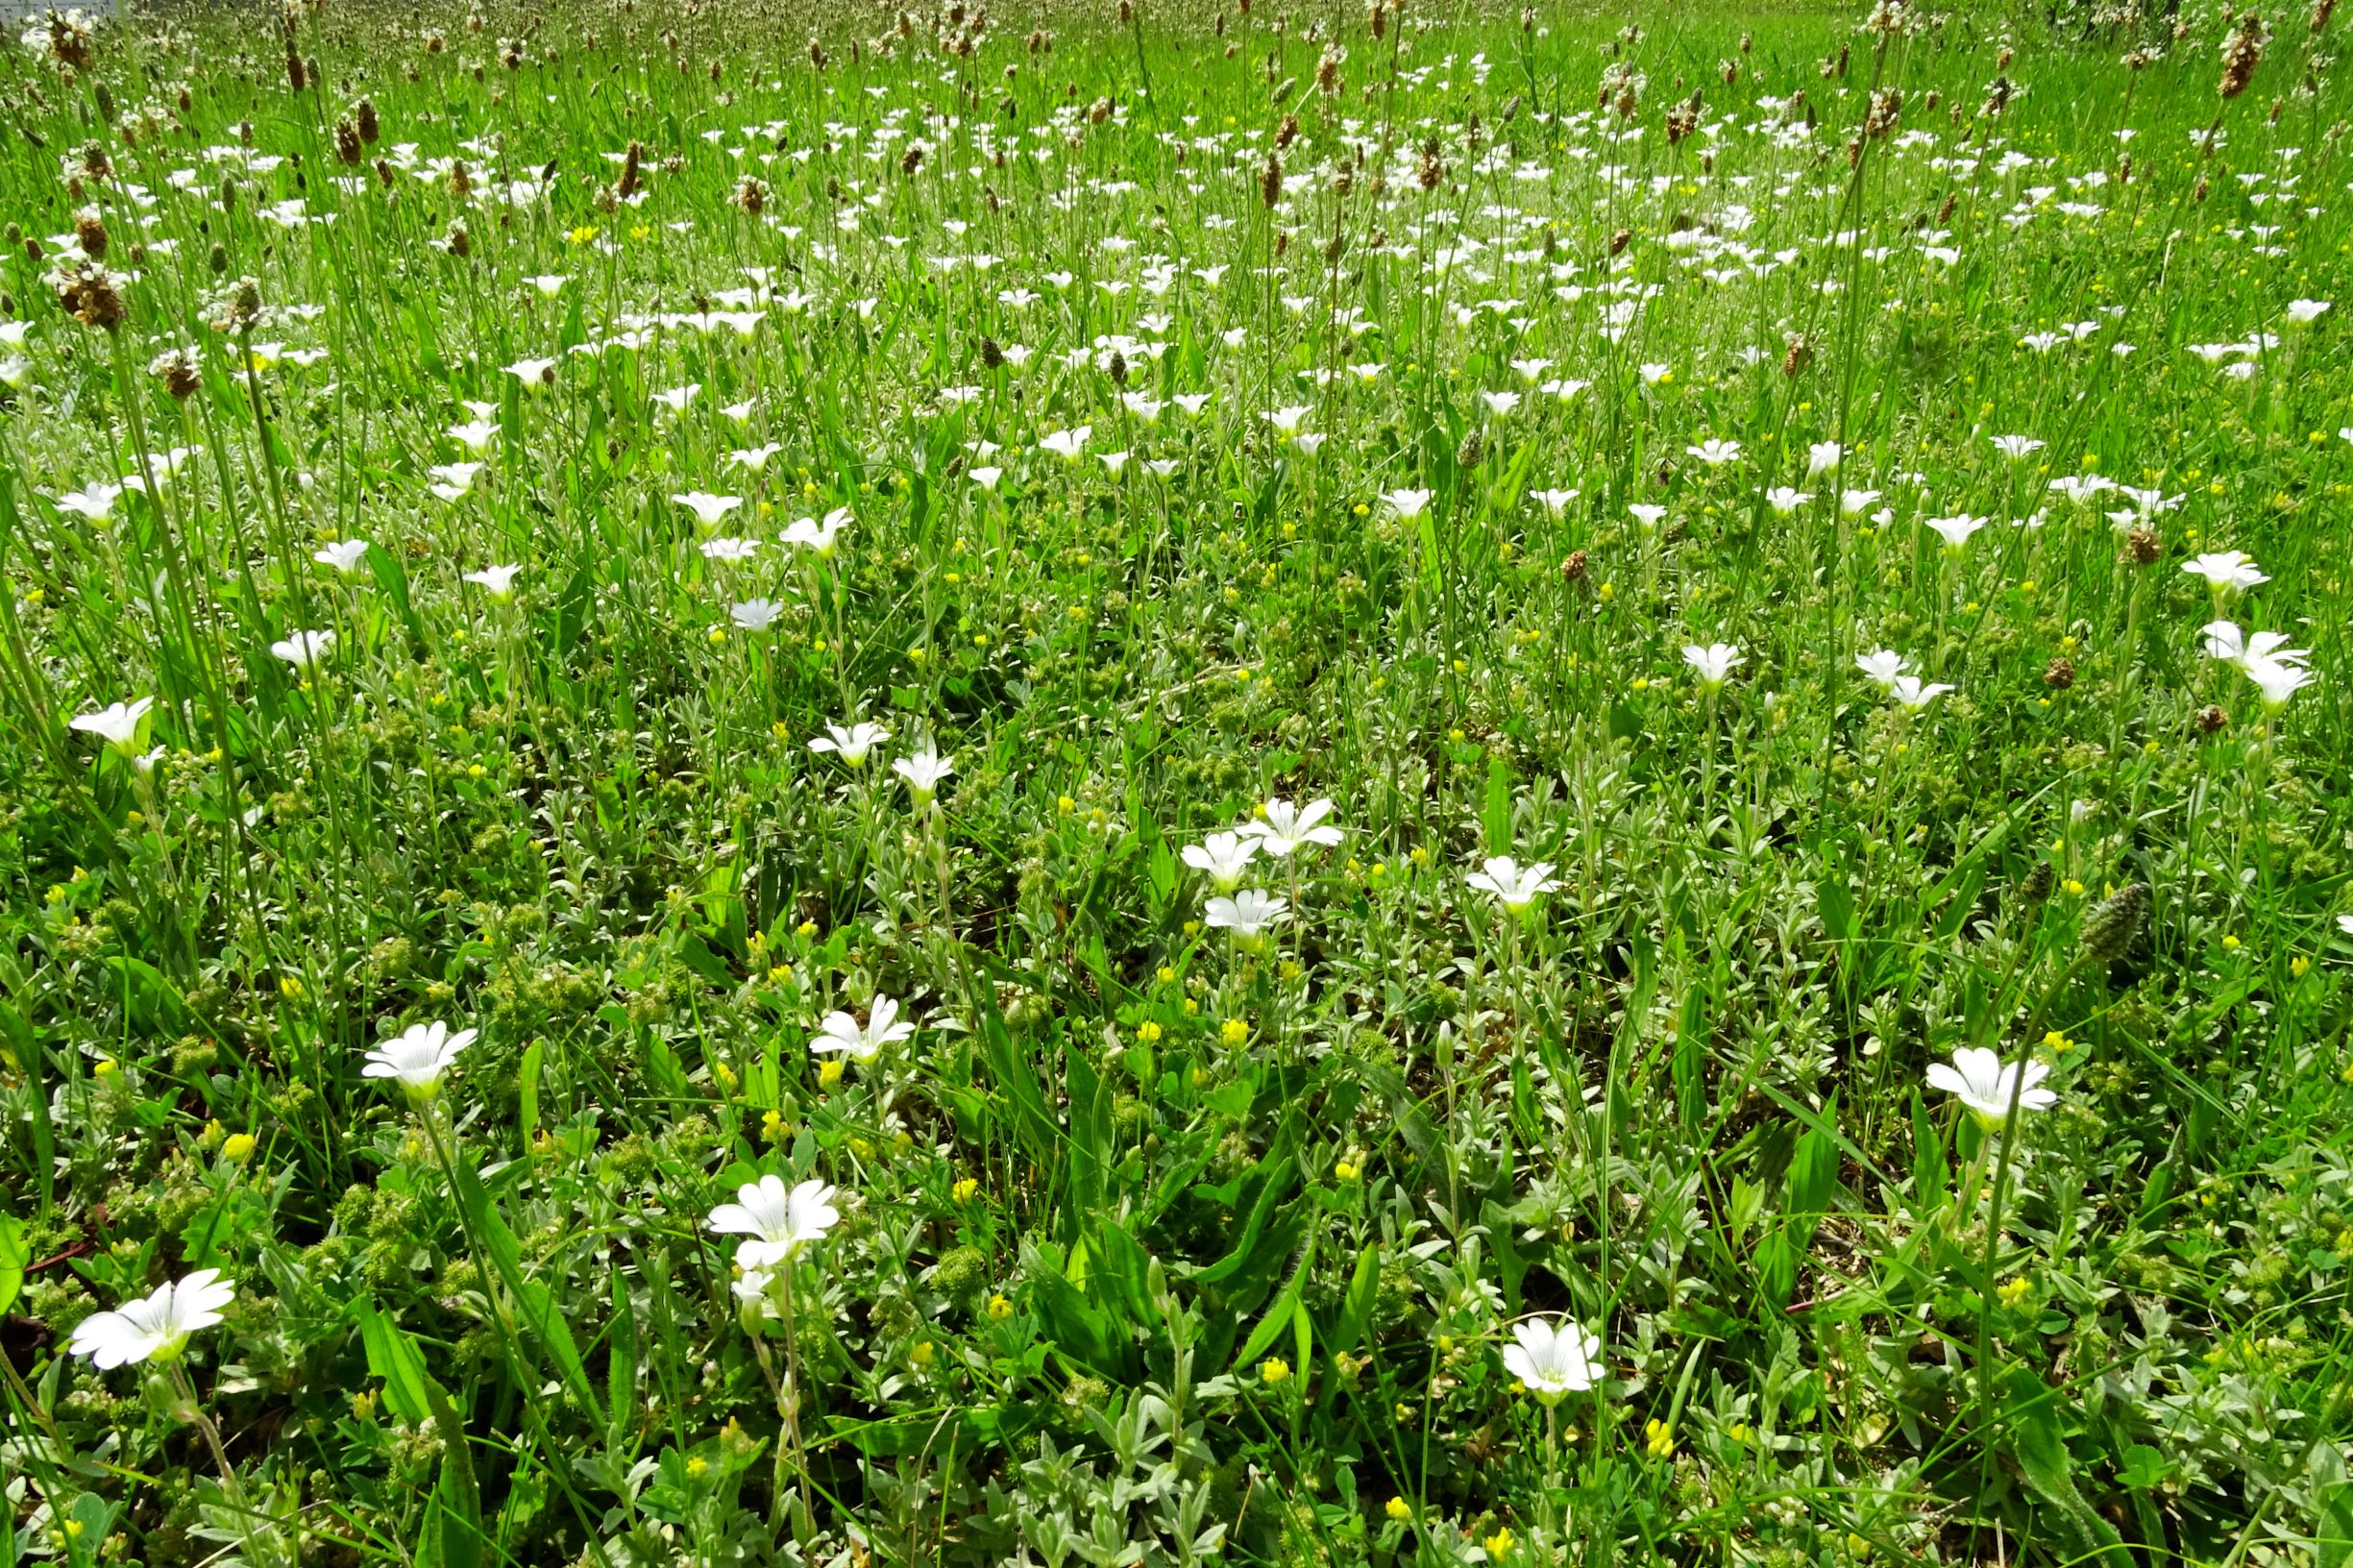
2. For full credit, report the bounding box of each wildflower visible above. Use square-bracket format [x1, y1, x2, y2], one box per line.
[813, 993, 917, 1060]
[706, 1175, 841, 1269]
[1989, 433, 2045, 460]
[1854, 649, 1909, 689]
[69, 696, 154, 756]
[783, 508, 851, 555]
[674, 492, 745, 528]
[2199, 620, 2308, 673]
[1924, 1044, 2056, 1128]
[504, 355, 558, 386]
[270, 629, 335, 672]
[429, 461, 483, 501]
[1682, 642, 1745, 690]
[731, 443, 784, 472]
[1889, 674, 1954, 710]
[449, 419, 499, 453]
[699, 537, 761, 563]
[809, 721, 889, 766]
[1685, 437, 1742, 466]
[1645, 1418, 1677, 1458]
[361, 1019, 477, 1098]
[1205, 889, 1288, 947]
[314, 539, 372, 575]
[1038, 426, 1091, 460]
[69, 1270, 236, 1369]
[1221, 1017, 1250, 1045]
[1484, 1529, 1515, 1562]
[1924, 513, 1988, 551]
[2181, 551, 2267, 596]
[1805, 440, 1843, 478]
[2285, 298, 2330, 325]
[1764, 485, 1812, 514]
[893, 748, 954, 803]
[1385, 1497, 1412, 1523]
[1630, 502, 1667, 530]
[52, 482, 122, 522]
[1383, 487, 1434, 519]
[730, 599, 785, 632]
[465, 564, 522, 600]
[1529, 488, 1578, 516]
[1182, 830, 1261, 892]
[1239, 797, 1342, 857]
[651, 384, 701, 413]
[1840, 487, 1882, 515]
[1465, 856, 1560, 915]
[2244, 656, 2316, 711]
[1501, 1317, 1600, 1403]
[1260, 1356, 1291, 1384]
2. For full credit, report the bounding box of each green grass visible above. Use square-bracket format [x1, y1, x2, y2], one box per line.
[0, 1, 2350, 1565]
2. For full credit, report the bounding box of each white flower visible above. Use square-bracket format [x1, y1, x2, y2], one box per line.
[1988, 433, 2045, 460]
[1172, 392, 1213, 418]
[2245, 656, 2316, 711]
[699, 536, 761, 563]
[731, 444, 784, 472]
[1681, 642, 1744, 690]
[969, 466, 1004, 493]
[2182, 551, 2267, 595]
[1205, 888, 1288, 944]
[1262, 404, 1312, 436]
[448, 419, 499, 453]
[1384, 488, 1434, 519]
[1630, 503, 1667, 530]
[809, 721, 889, 766]
[1889, 674, 1954, 710]
[813, 994, 917, 1062]
[1854, 649, 1909, 689]
[731, 598, 786, 631]
[1480, 389, 1522, 416]
[1924, 514, 1987, 551]
[71, 696, 155, 754]
[893, 748, 954, 802]
[1038, 426, 1091, 460]
[361, 1020, 478, 1097]
[651, 383, 701, 413]
[2199, 620, 2308, 672]
[1685, 438, 1742, 466]
[1528, 488, 1578, 516]
[707, 1176, 841, 1270]
[674, 492, 744, 529]
[1764, 486, 1811, 515]
[504, 355, 558, 386]
[2340, 914, 2353, 939]
[784, 508, 851, 556]
[1465, 856, 1560, 915]
[1805, 441, 1844, 478]
[465, 564, 522, 600]
[1099, 451, 1131, 476]
[527, 273, 570, 297]
[1925, 1045, 2056, 1128]
[313, 539, 371, 575]
[1240, 797, 1342, 858]
[69, 1270, 236, 1369]
[1839, 488, 1882, 516]
[1182, 830, 1260, 893]
[1501, 1318, 1601, 1404]
[53, 482, 122, 522]
[2285, 298, 2331, 324]
[271, 629, 335, 671]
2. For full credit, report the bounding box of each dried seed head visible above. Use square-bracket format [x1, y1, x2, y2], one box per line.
[2124, 526, 2162, 565]
[980, 336, 1004, 369]
[2196, 703, 2229, 733]
[1559, 550, 1588, 582]
[1456, 429, 1483, 469]
[2219, 12, 2264, 98]
[356, 97, 380, 142]
[150, 347, 201, 400]
[445, 219, 470, 257]
[52, 259, 128, 331]
[334, 117, 362, 164]
[1781, 333, 1811, 377]
[1608, 226, 1630, 256]
[2079, 883, 2149, 964]
[1260, 150, 1282, 207]
[735, 176, 767, 214]
[2043, 655, 2075, 690]
[1276, 113, 1298, 150]
[72, 207, 107, 260]
[1865, 86, 1902, 137]
[1981, 74, 2012, 117]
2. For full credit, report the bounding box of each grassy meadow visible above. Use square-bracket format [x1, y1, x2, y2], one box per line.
[1, 0, 2351, 1564]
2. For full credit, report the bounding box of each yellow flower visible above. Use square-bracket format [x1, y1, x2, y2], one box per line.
[952, 1177, 980, 1202]
[1136, 1019, 1163, 1042]
[1335, 1160, 1360, 1182]
[686, 1456, 709, 1480]
[818, 1059, 846, 1089]
[1997, 1275, 2031, 1309]
[1484, 1528, 1514, 1561]
[280, 974, 305, 1000]
[2291, 955, 2310, 979]
[1725, 1422, 1750, 1445]
[1385, 1496, 1412, 1523]
[988, 1292, 1014, 1320]
[909, 1340, 935, 1369]
[796, 919, 820, 939]
[1221, 1017, 1249, 1045]
[1260, 1356, 1290, 1384]
[1058, 795, 1075, 814]
[221, 1133, 257, 1164]
[713, 1060, 739, 1090]
[1157, 966, 1177, 985]
[1645, 1418, 1676, 1458]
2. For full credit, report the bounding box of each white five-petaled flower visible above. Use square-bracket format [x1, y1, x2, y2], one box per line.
[1682, 642, 1745, 690]
[674, 491, 745, 528]
[2199, 620, 2308, 673]
[313, 538, 372, 575]
[2245, 657, 2316, 711]
[504, 355, 558, 386]
[361, 1019, 478, 1097]
[1924, 513, 1988, 551]
[1502, 1318, 1601, 1404]
[893, 748, 954, 803]
[2182, 551, 2267, 596]
[810, 721, 889, 767]
[2285, 298, 2331, 325]
[812, 993, 918, 1061]
[1685, 438, 1742, 466]
[1805, 440, 1844, 478]
[1038, 426, 1091, 460]
[1630, 503, 1667, 530]
[1466, 856, 1560, 915]
[699, 536, 761, 563]
[465, 565, 521, 600]
[1889, 674, 1954, 711]
[1989, 433, 2045, 460]
[651, 383, 701, 413]
[1182, 830, 1260, 893]
[1528, 488, 1578, 517]
[70, 696, 155, 755]
[449, 419, 499, 453]
[1925, 1045, 2057, 1129]
[1383, 488, 1434, 519]
[1764, 486, 1812, 515]
[271, 629, 335, 672]
[784, 508, 850, 556]
[53, 481, 122, 522]
[68, 1270, 236, 1369]
[730, 599, 785, 632]
[1205, 888, 1288, 945]
[706, 1176, 841, 1270]
[1240, 797, 1342, 858]
[1854, 649, 1909, 689]
[730, 444, 784, 472]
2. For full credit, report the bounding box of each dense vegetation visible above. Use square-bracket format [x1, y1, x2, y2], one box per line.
[1, 1, 2350, 1564]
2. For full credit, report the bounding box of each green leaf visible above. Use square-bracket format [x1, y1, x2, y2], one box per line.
[449, 1156, 605, 1425]
[1482, 755, 1513, 858]
[365, 542, 425, 653]
[421, 1379, 482, 1568]
[518, 1040, 543, 1150]
[1327, 1244, 1379, 1360]
[357, 1300, 441, 1427]
[2004, 1369, 2134, 1568]
[1908, 1090, 1948, 1213]
[1233, 1232, 1315, 1371]
[0, 1211, 28, 1317]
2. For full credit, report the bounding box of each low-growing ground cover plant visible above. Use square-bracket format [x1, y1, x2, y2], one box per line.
[0, 0, 2349, 1564]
